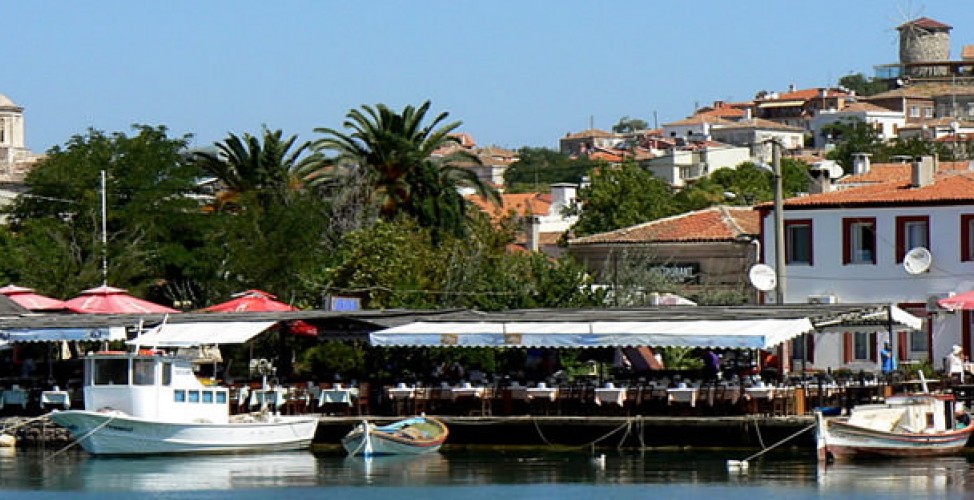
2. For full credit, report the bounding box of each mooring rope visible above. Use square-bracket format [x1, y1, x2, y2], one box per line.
[753, 416, 766, 449]
[46, 413, 117, 461]
[740, 422, 817, 463]
[531, 417, 635, 450]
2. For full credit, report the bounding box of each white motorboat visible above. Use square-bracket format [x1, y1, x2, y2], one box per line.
[49, 350, 318, 455]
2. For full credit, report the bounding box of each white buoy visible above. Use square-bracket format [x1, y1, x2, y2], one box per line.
[0, 434, 16, 448]
[726, 459, 749, 472]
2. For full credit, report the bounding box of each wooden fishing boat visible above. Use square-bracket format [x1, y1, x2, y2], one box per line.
[342, 416, 448, 456]
[815, 393, 974, 461]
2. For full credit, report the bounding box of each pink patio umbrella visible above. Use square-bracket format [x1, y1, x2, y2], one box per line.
[63, 285, 180, 314]
[0, 284, 68, 311]
[201, 289, 316, 337]
[938, 291, 974, 312]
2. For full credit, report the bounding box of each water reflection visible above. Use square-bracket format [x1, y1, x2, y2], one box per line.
[816, 456, 972, 495]
[0, 448, 972, 495]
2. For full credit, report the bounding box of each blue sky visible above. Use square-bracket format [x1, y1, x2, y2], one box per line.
[5, 1, 973, 154]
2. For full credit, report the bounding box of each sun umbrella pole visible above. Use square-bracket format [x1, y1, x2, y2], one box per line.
[100, 169, 108, 286]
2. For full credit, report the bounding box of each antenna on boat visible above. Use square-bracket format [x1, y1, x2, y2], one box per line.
[100, 169, 108, 286]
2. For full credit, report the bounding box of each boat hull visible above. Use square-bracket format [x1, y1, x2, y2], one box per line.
[49, 410, 318, 455]
[342, 417, 447, 456]
[816, 412, 974, 460]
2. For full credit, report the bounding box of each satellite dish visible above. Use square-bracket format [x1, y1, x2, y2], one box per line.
[828, 164, 844, 179]
[903, 247, 933, 275]
[748, 264, 777, 291]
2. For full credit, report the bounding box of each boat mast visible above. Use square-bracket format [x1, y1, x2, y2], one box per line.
[100, 169, 108, 286]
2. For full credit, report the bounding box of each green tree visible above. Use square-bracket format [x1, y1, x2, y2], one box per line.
[0, 125, 208, 303]
[191, 127, 337, 305]
[503, 147, 592, 192]
[571, 161, 678, 236]
[307, 101, 499, 242]
[838, 73, 890, 97]
[822, 119, 893, 172]
[611, 116, 649, 134]
[192, 127, 319, 211]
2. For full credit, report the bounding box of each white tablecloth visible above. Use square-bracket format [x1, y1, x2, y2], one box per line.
[40, 390, 70, 409]
[251, 388, 286, 409]
[2, 388, 28, 408]
[667, 387, 699, 407]
[525, 387, 559, 401]
[450, 387, 485, 400]
[386, 387, 415, 400]
[319, 388, 360, 406]
[745, 387, 775, 400]
[594, 388, 626, 406]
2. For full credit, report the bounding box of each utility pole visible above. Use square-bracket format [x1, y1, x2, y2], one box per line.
[771, 140, 786, 305]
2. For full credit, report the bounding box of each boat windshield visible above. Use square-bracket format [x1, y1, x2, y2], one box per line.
[91, 358, 129, 386]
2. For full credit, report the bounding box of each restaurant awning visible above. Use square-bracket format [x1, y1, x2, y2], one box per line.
[369, 318, 815, 350]
[126, 321, 278, 347]
[0, 326, 126, 343]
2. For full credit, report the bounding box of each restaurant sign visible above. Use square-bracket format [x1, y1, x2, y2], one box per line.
[648, 263, 700, 284]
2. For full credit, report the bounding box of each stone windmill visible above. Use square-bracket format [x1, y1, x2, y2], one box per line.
[897, 16, 952, 78]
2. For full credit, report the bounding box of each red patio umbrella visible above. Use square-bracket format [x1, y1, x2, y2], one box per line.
[939, 291, 974, 311]
[0, 285, 67, 311]
[63, 285, 180, 314]
[202, 290, 316, 337]
[201, 289, 298, 313]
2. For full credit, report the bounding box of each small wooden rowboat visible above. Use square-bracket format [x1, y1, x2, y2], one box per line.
[342, 416, 448, 456]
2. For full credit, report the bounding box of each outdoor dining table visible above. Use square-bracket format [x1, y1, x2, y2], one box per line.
[40, 390, 71, 410]
[667, 386, 699, 407]
[251, 387, 287, 413]
[524, 385, 559, 401]
[450, 385, 485, 400]
[594, 386, 626, 406]
[1, 387, 28, 409]
[318, 385, 360, 407]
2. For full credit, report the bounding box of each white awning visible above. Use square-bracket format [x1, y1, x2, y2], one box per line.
[0, 327, 126, 343]
[126, 321, 278, 347]
[369, 318, 815, 350]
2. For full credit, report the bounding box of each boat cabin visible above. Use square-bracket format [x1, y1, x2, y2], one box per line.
[846, 395, 960, 434]
[83, 350, 230, 424]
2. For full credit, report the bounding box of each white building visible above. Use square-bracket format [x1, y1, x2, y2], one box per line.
[809, 102, 906, 148]
[759, 157, 974, 373]
[642, 142, 751, 188]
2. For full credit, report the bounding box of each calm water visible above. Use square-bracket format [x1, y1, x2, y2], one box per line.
[0, 447, 971, 499]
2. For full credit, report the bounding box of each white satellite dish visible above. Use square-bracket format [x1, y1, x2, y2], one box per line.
[903, 247, 933, 275]
[748, 264, 777, 291]
[827, 163, 844, 179]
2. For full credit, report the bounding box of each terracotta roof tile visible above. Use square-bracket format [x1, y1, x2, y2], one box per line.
[837, 161, 973, 185]
[663, 116, 734, 127]
[776, 171, 974, 209]
[836, 101, 897, 113]
[715, 117, 805, 132]
[564, 129, 617, 139]
[964, 45, 974, 61]
[569, 205, 759, 245]
[898, 17, 951, 31]
[466, 191, 551, 223]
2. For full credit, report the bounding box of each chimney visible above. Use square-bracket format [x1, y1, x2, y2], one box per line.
[808, 162, 834, 194]
[743, 108, 752, 121]
[788, 83, 796, 93]
[549, 183, 577, 214]
[525, 216, 541, 252]
[851, 153, 871, 175]
[911, 156, 936, 188]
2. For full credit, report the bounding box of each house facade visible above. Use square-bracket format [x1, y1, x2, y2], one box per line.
[808, 102, 906, 148]
[759, 156, 974, 373]
[641, 142, 751, 188]
[709, 116, 806, 164]
[567, 205, 760, 304]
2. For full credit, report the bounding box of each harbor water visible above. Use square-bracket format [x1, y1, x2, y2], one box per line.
[1, 447, 972, 499]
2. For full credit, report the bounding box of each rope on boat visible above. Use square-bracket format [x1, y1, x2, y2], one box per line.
[531, 416, 635, 450]
[46, 413, 118, 461]
[0, 412, 55, 435]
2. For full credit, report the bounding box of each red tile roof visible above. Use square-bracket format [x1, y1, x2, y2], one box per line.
[776, 171, 974, 209]
[898, 17, 952, 31]
[837, 161, 972, 185]
[466, 191, 550, 223]
[569, 205, 759, 245]
[564, 129, 616, 139]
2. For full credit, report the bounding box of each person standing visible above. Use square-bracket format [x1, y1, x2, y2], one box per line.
[948, 345, 966, 384]
[880, 341, 897, 378]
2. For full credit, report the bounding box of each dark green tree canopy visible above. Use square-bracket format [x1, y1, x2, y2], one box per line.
[838, 73, 890, 97]
[503, 147, 592, 192]
[571, 161, 679, 237]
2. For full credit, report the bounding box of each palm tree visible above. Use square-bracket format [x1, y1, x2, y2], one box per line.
[304, 101, 500, 240]
[193, 127, 319, 211]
